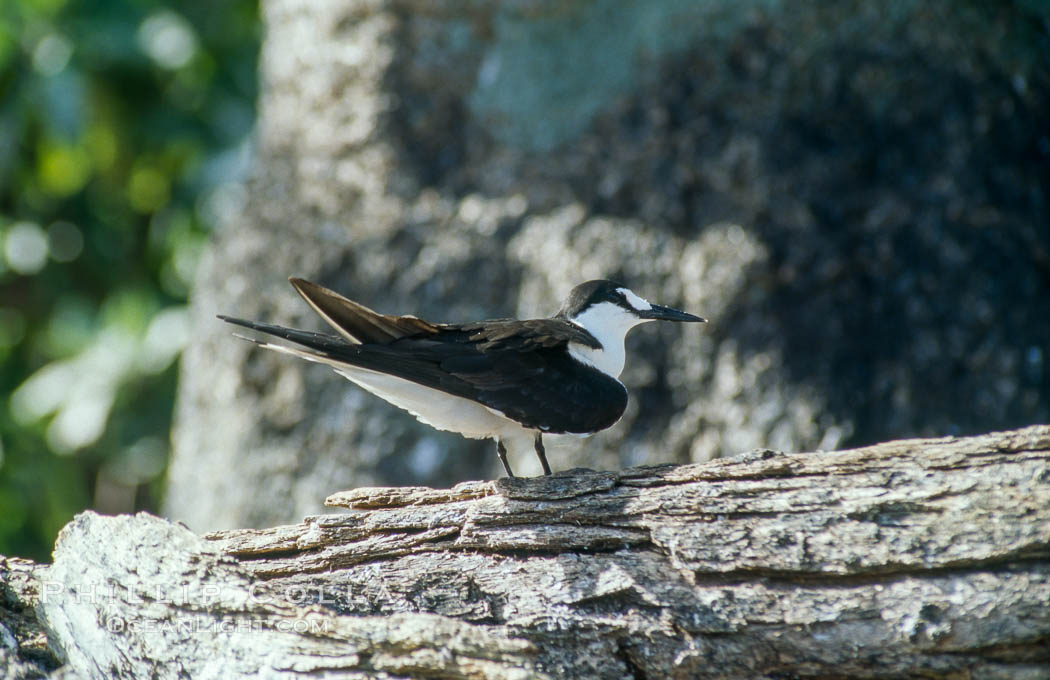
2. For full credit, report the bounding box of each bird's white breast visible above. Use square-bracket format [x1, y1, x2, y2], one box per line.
[567, 341, 627, 378]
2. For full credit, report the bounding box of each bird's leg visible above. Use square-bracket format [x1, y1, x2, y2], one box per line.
[496, 438, 515, 477]
[534, 432, 552, 476]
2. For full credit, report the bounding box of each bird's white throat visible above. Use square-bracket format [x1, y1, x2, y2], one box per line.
[567, 300, 651, 377]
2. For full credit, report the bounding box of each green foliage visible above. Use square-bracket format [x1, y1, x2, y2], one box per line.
[0, 0, 259, 560]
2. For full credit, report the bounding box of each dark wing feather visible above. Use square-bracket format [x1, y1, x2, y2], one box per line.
[433, 342, 627, 433]
[453, 318, 603, 351]
[327, 333, 626, 434]
[289, 278, 439, 344]
[219, 311, 625, 434]
[421, 319, 623, 431]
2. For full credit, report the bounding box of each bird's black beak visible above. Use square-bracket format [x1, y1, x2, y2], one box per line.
[639, 304, 706, 323]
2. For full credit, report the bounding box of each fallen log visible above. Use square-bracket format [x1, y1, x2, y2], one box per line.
[18, 425, 1050, 678]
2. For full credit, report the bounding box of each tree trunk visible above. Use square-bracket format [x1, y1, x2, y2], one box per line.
[166, 0, 1050, 534]
[16, 425, 1050, 678]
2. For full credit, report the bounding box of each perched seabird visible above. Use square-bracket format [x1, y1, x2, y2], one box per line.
[220, 278, 705, 477]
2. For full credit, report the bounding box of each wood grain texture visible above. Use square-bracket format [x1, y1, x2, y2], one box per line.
[29, 425, 1050, 678]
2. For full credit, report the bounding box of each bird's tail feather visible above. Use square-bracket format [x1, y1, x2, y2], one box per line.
[217, 315, 353, 367]
[217, 315, 443, 386]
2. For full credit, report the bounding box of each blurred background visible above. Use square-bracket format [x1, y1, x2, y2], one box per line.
[0, 0, 259, 560]
[3, 1, 1049, 557]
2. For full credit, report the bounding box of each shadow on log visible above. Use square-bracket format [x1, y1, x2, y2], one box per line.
[7, 426, 1050, 678]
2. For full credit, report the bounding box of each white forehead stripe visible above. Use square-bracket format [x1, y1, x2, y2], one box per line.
[618, 288, 652, 312]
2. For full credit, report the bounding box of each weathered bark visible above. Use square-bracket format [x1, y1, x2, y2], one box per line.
[1, 557, 61, 679]
[24, 425, 1050, 678]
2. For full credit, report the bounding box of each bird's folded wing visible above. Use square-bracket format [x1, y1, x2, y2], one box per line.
[289, 278, 439, 345]
[433, 345, 628, 433]
[219, 310, 620, 433]
[334, 336, 627, 434]
[452, 318, 603, 351]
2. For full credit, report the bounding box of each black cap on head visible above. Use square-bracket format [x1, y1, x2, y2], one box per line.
[556, 279, 706, 323]
[556, 280, 629, 318]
